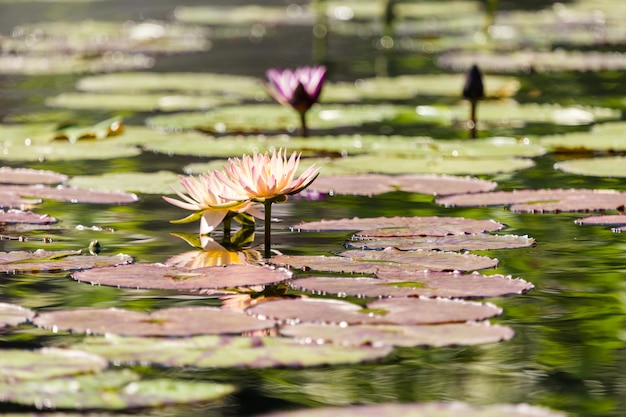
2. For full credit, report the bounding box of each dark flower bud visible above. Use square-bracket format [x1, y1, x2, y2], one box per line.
[463, 64, 484, 101]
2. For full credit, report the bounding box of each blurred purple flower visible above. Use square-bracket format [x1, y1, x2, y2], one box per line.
[265, 65, 327, 136]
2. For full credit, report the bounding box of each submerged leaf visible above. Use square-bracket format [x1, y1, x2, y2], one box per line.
[34, 306, 276, 336]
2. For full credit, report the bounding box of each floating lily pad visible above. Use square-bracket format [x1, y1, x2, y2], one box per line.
[4, 20, 210, 55]
[52, 117, 124, 142]
[0, 167, 67, 185]
[291, 271, 534, 299]
[437, 188, 626, 213]
[0, 210, 56, 225]
[575, 214, 626, 226]
[0, 250, 133, 274]
[319, 154, 535, 175]
[173, 5, 313, 26]
[247, 297, 501, 326]
[438, 49, 626, 72]
[539, 122, 626, 152]
[0, 139, 142, 162]
[292, 216, 504, 234]
[308, 174, 497, 197]
[347, 233, 535, 251]
[280, 321, 514, 348]
[0, 303, 35, 328]
[0, 368, 235, 410]
[34, 306, 276, 336]
[146, 104, 408, 134]
[0, 53, 154, 75]
[0, 348, 107, 381]
[554, 156, 626, 178]
[71, 334, 393, 369]
[272, 248, 498, 273]
[256, 401, 567, 417]
[71, 263, 292, 290]
[0, 185, 138, 205]
[67, 171, 180, 194]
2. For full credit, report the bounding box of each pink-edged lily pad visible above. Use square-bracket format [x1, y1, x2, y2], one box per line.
[279, 321, 514, 348]
[72, 334, 393, 369]
[256, 401, 567, 417]
[33, 306, 276, 336]
[0, 250, 133, 274]
[0, 167, 68, 185]
[575, 214, 626, 226]
[271, 247, 498, 274]
[0, 184, 138, 205]
[71, 263, 292, 290]
[308, 174, 497, 196]
[347, 233, 535, 251]
[0, 348, 107, 381]
[437, 188, 626, 213]
[0, 303, 35, 328]
[292, 216, 505, 235]
[0, 209, 57, 225]
[247, 297, 501, 326]
[0, 191, 41, 210]
[290, 271, 534, 299]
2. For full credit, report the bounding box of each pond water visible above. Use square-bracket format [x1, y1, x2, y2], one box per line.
[1, 1, 626, 417]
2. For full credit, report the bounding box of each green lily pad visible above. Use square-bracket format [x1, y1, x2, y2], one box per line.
[52, 117, 125, 142]
[0, 348, 107, 381]
[280, 321, 514, 348]
[247, 297, 501, 326]
[0, 210, 57, 225]
[539, 122, 626, 152]
[173, 5, 313, 26]
[46, 92, 238, 112]
[71, 335, 393, 369]
[256, 401, 567, 417]
[0, 53, 154, 75]
[0, 167, 67, 185]
[0, 303, 35, 328]
[0, 368, 235, 410]
[0, 250, 133, 274]
[554, 156, 626, 177]
[33, 306, 276, 336]
[4, 20, 209, 54]
[291, 271, 534, 299]
[0, 139, 141, 162]
[67, 171, 181, 194]
[71, 263, 293, 290]
[146, 104, 409, 134]
[347, 233, 535, 251]
[292, 216, 504, 234]
[437, 188, 626, 213]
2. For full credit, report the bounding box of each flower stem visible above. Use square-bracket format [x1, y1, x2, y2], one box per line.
[222, 215, 232, 243]
[264, 201, 272, 258]
[299, 110, 308, 137]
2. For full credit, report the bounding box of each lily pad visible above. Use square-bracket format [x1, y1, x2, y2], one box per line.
[0, 210, 57, 225]
[0, 53, 154, 75]
[290, 271, 534, 299]
[0, 139, 142, 162]
[575, 214, 626, 226]
[0, 368, 235, 410]
[33, 306, 276, 336]
[554, 156, 626, 178]
[67, 171, 181, 194]
[319, 154, 535, 175]
[256, 401, 567, 417]
[292, 216, 504, 235]
[173, 5, 313, 26]
[280, 321, 514, 348]
[0, 185, 138, 205]
[539, 122, 626, 152]
[0, 250, 133, 274]
[247, 297, 501, 326]
[146, 104, 408, 134]
[437, 188, 626, 213]
[0, 348, 107, 381]
[308, 174, 497, 196]
[52, 117, 124, 143]
[271, 248, 498, 273]
[71, 335, 393, 369]
[0, 167, 67, 185]
[347, 233, 535, 251]
[71, 263, 292, 290]
[0, 303, 35, 328]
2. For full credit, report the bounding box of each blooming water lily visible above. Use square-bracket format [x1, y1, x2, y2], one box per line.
[265, 65, 327, 136]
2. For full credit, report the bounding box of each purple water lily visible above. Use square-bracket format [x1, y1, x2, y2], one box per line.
[266, 65, 327, 137]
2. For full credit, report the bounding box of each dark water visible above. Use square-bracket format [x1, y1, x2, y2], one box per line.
[1, 1, 626, 417]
